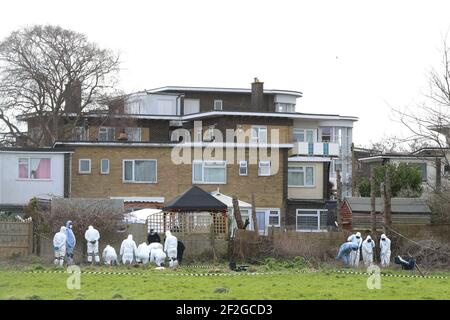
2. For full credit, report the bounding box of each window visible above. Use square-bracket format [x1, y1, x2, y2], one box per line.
[288, 166, 314, 186]
[214, 100, 223, 111]
[276, 103, 295, 112]
[268, 210, 280, 226]
[258, 161, 271, 176]
[72, 126, 87, 141]
[293, 129, 314, 142]
[251, 126, 267, 144]
[18, 158, 51, 179]
[444, 164, 450, 176]
[415, 163, 428, 182]
[101, 159, 110, 175]
[98, 127, 115, 141]
[184, 99, 200, 115]
[296, 209, 328, 232]
[193, 161, 226, 184]
[79, 159, 91, 174]
[332, 160, 342, 173]
[320, 127, 332, 142]
[239, 161, 248, 176]
[125, 127, 141, 142]
[123, 160, 157, 183]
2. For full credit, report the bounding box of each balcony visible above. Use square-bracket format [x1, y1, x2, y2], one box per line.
[292, 142, 339, 157]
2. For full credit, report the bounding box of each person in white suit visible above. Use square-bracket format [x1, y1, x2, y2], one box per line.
[164, 231, 178, 268]
[120, 234, 137, 264]
[347, 232, 363, 267]
[84, 226, 100, 264]
[53, 226, 67, 266]
[102, 245, 118, 266]
[380, 234, 391, 267]
[135, 242, 151, 264]
[362, 235, 376, 267]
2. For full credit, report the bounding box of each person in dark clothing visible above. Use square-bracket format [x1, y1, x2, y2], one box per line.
[177, 240, 186, 265]
[147, 229, 161, 244]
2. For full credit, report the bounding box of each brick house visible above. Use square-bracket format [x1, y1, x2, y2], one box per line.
[22, 79, 357, 234]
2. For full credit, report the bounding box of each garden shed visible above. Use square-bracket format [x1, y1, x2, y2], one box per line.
[342, 197, 432, 230]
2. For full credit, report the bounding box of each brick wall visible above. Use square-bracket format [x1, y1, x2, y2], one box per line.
[69, 145, 286, 211]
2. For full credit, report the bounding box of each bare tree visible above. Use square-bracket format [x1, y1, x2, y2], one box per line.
[0, 25, 120, 146]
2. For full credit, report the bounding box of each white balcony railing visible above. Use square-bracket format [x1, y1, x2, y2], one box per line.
[292, 142, 339, 157]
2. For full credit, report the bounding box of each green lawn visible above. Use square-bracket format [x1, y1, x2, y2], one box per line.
[0, 264, 449, 300]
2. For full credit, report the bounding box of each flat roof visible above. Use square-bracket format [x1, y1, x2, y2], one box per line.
[0, 147, 74, 153]
[145, 86, 303, 97]
[359, 154, 442, 162]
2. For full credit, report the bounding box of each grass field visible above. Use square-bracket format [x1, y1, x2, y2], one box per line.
[0, 263, 449, 300]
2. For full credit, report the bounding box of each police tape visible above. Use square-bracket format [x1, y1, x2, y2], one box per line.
[332, 269, 448, 279]
[9, 268, 448, 279]
[15, 268, 318, 277]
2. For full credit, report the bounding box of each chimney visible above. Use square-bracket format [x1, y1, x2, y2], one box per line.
[251, 77, 264, 111]
[65, 79, 82, 114]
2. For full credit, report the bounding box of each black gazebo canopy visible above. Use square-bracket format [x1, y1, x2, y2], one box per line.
[163, 186, 228, 212]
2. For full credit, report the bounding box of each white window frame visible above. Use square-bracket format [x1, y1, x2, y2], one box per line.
[258, 161, 271, 176]
[122, 159, 157, 184]
[125, 127, 142, 142]
[213, 99, 223, 111]
[192, 160, 227, 184]
[17, 157, 52, 180]
[184, 98, 200, 115]
[288, 166, 315, 187]
[251, 125, 268, 144]
[72, 126, 87, 141]
[293, 128, 315, 142]
[239, 160, 248, 176]
[319, 127, 333, 142]
[78, 159, 91, 174]
[100, 159, 110, 175]
[98, 127, 115, 141]
[296, 209, 328, 232]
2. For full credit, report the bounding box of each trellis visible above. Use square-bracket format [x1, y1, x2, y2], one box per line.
[147, 211, 227, 239]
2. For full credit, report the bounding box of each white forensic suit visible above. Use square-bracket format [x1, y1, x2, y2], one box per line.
[136, 242, 151, 264]
[150, 247, 167, 267]
[84, 226, 100, 263]
[380, 234, 391, 267]
[53, 226, 67, 266]
[347, 232, 363, 268]
[164, 231, 178, 268]
[102, 245, 118, 266]
[362, 235, 376, 267]
[120, 234, 137, 264]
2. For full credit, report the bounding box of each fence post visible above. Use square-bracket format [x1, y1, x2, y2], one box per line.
[28, 220, 33, 255]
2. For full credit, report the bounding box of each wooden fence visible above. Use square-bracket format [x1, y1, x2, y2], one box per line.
[0, 220, 33, 258]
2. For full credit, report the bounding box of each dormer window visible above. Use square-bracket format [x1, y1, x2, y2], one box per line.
[214, 100, 223, 111]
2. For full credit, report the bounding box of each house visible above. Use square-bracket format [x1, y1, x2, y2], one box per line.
[0, 147, 73, 213]
[358, 149, 450, 198]
[21, 79, 357, 233]
[342, 197, 432, 231]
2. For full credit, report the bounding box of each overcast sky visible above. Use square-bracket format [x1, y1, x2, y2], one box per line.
[1, 0, 450, 146]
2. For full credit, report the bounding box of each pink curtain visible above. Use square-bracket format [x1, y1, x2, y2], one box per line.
[19, 161, 28, 179]
[35, 158, 51, 179]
